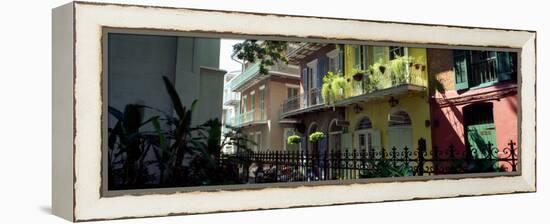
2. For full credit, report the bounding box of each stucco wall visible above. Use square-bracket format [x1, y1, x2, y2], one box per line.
[345, 94, 432, 151]
[108, 34, 221, 128]
[427, 48, 519, 154]
[342, 45, 432, 152]
[239, 75, 300, 151]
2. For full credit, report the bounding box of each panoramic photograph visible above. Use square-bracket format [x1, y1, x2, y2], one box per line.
[105, 33, 519, 190]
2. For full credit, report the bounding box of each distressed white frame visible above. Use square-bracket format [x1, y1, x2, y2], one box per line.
[53, 1, 536, 221]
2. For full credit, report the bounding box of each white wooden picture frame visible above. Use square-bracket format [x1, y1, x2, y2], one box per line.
[52, 1, 536, 222]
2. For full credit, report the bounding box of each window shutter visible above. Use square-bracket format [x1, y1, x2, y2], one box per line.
[371, 130, 382, 151]
[341, 133, 352, 151]
[496, 52, 515, 81]
[317, 57, 327, 88]
[453, 50, 470, 90]
[302, 67, 308, 92]
[338, 50, 344, 73]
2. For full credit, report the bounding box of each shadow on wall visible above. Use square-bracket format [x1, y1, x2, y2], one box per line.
[430, 78, 467, 154]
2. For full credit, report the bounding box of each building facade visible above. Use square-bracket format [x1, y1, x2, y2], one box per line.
[340, 45, 432, 156]
[281, 43, 347, 154]
[427, 49, 518, 167]
[221, 71, 241, 153]
[230, 61, 301, 152]
[282, 43, 432, 159]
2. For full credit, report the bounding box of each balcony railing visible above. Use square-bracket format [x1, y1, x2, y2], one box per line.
[349, 64, 428, 98]
[233, 109, 266, 126]
[281, 87, 324, 115]
[229, 62, 261, 91]
[223, 91, 240, 105]
[470, 57, 498, 87]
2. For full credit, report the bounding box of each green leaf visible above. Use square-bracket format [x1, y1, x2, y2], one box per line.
[162, 76, 185, 119]
[108, 106, 124, 121]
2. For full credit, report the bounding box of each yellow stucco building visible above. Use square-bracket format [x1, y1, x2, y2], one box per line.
[337, 45, 432, 155]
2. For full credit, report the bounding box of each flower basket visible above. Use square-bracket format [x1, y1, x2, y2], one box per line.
[287, 135, 301, 145]
[309, 131, 325, 142]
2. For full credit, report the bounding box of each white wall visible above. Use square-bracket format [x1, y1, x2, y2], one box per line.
[108, 34, 222, 129]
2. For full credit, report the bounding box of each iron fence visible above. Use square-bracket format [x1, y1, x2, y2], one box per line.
[220, 138, 518, 184]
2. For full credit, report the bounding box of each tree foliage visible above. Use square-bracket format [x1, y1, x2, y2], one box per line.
[232, 40, 289, 75]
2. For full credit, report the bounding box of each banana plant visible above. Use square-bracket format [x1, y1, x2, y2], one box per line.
[108, 104, 159, 189]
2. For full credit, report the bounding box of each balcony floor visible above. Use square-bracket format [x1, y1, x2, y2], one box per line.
[280, 84, 426, 119]
[332, 84, 427, 107]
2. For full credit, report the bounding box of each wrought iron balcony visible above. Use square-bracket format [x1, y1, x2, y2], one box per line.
[349, 64, 428, 98]
[470, 57, 498, 87]
[280, 87, 324, 118]
[223, 90, 240, 106]
[233, 109, 267, 127]
[229, 62, 261, 91]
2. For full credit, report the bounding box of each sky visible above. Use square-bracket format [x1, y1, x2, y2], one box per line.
[219, 39, 244, 74]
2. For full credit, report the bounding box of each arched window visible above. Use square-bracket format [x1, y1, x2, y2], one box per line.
[308, 122, 318, 134]
[388, 110, 412, 127]
[387, 110, 413, 152]
[329, 119, 343, 133]
[354, 116, 379, 156]
[356, 116, 373, 130]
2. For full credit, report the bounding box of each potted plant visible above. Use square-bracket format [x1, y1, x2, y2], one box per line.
[287, 135, 301, 145]
[378, 65, 386, 74]
[353, 70, 365, 81]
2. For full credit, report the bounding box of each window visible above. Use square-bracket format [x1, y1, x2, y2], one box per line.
[327, 49, 342, 73]
[287, 87, 299, 98]
[356, 116, 373, 130]
[353, 45, 367, 70]
[241, 95, 247, 113]
[373, 46, 385, 63]
[250, 91, 255, 112]
[453, 50, 517, 90]
[306, 60, 318, 89]
[388, 110, 412, 127]
[329, 119, 343, 151]
[389, 46, 405, 60]
[355, 116, 380, 156]
[259, 87, 265, 120]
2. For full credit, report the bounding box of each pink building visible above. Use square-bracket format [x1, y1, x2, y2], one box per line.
[427, 48, 518, 172]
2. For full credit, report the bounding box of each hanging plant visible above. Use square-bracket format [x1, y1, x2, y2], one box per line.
[331, 76, 350, 100]
[309, 131, 325, 142]
[321, 71, 350, 104]
[287, 135, 301, 145]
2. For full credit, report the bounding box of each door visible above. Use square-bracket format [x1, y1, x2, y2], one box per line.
[388, 110, 413, 154]
[466, 123, 497, 159]
[355, 130, 381, 158]
[463, 103, 497, 159]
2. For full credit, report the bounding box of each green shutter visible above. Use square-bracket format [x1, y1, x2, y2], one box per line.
[453, 50, 470, 90]
[496, 52, 515, 81]
[341, 133, 352, 151]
